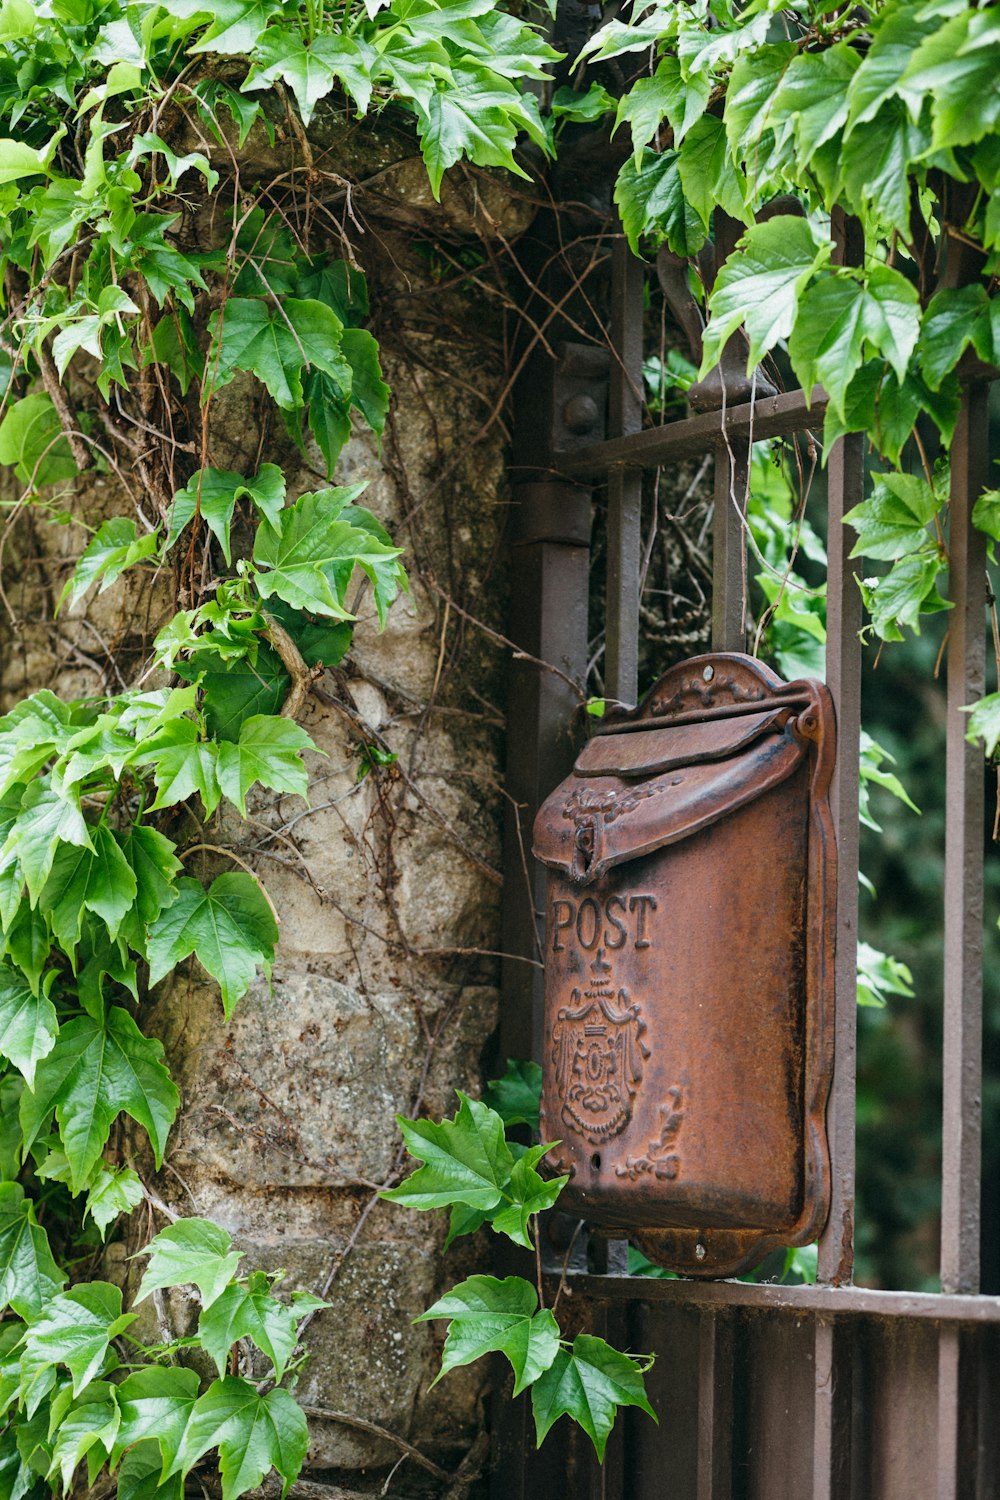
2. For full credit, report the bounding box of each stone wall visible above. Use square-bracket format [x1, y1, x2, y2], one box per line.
[0, 108, 529, 1497]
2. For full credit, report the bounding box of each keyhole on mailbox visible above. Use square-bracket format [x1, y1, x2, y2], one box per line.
[591, 1153, 601, 1172]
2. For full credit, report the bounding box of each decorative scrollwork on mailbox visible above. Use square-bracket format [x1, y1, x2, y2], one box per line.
[551, 948, 650, 1143]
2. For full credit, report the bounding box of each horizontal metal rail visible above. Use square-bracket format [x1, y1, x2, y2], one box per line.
[553, 385, 829, 477]
[553, 1274, 1000, 1324]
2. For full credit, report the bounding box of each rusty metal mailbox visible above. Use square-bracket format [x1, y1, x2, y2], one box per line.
[532, 652, 836, 1278]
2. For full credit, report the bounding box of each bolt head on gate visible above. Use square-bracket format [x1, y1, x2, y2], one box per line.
[532, 653, 836, 1278]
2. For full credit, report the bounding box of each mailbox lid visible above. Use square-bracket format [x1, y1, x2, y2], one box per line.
[533, 714, 806, 886]
[573, 706, 788, 777]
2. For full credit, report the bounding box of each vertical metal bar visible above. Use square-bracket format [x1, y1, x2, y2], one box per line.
[937, 1326, 962, 1500]
[500, 483, 592, 1066]
[812, 1319, 853, 1500]
[605, 238, 644, 707]
[940, 382, 987, 1296]
[818, 431, 864, 1287]
[696, 1309, 734, 1500]
[587, 1302, 627, 1500]
[937, 1325, 979, 1500]
[711, 442, 748, 653]
[709, 210, 751, 657]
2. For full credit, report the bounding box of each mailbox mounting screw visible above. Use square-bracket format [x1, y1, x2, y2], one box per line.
[702, 665, 714, 682]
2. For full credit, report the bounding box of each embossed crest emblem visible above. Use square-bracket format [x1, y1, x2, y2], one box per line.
[552, 949, 649, 1142]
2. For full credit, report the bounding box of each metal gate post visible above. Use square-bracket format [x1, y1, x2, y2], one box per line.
[499, 345, 606, 1067]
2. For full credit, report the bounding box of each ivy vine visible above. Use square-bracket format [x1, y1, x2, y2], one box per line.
[0, 0, 610, 1493]
[2, 0, 1000, 1491]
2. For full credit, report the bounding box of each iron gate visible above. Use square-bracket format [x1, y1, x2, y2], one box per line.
[495, 212, 1000, 1499]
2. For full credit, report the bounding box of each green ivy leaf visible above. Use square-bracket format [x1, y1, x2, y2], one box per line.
[117, 824, 182, 931]
[677, 115, 747, 230]
[134, 1219, 243, 1312]
[615, 57, 709, 162]
[166, 1377, 309, 1500]
[614, 149, 704, 258]
[336, 503, 408, 627]
[0, 394, 77, 489]
[197, 1271, 300, 1380]
[166, 470, 239, 566]
[859, 730, 921, 832]
[857, 553, 952, 642]
[701, 216, 829, 375]
[76, 920, 138, 1016]
[300, 373, 349, 476]
[18, 1282, 135, 1399]
[3, 782, 93, 907]
[60, 518, 158, 610]
[145, 308, 201, 396]
[117, 1440, 184, 1500]
[77, 824, 137, 944]
[843, 472, 940, 561]
[416, 68, 532, 199]
[85, 1165, 144, 1239]
[171, 0, 281, 55]
[134, 718, 221, 816]
[243, 27, 377, 125]
[251, 484, 399, 619]
[918, 285, 996, 391]
[112, 1365, 201, 1476]
[341, 328, 389, 436]
[240, 463, 286, 529]
[418, 1274, 559, 1396]
[206, 297, 352, 411]
[769, 43, 860, 166]
[724, 41, 796, 165]
[550, 82, 616, 124]
[845, 0, 939, 133]
[0, 965, 57, 1087]
[963, 690, 1000, 759]
[20, 1007, 179, 1190]
[165, 466, 286, 565]
[3, 906, 51, 998]
[530, 1333, 656, 1461]
[0, 1182, 66, 1319]
[216, 715, 315, 816]
[0, 1076, 22, 1181]
[46, 1381, 121, 1492]
[381, 1092, 514, 1212]
[489, 1145, 567, 1250]
[39, 842, 101, 957]
[146, 873, 279, 1018]
[901, 8, 1000, 151]
[179, 645, 289, 742]
[822, 361, 924, 469]
[0, 138, 52, 187]
[0, 0, 35, 44]
[442, 1202, 491, 1250]
[482, 1058, 541, 1131]
[788, 266, 920, 418]
[856, 939, 914, 1009]
[840, 97, 927, 237]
